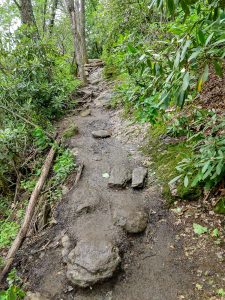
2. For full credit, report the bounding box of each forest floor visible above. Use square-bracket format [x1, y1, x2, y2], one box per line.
[15, 65, 225, 300]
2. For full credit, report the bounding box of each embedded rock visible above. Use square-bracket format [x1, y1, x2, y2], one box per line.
[66, 240, 121, 287]
[25, 292, 50, 300]
[132, 167, 148, 188]
[94, 91, 113, 107]
[108, 166, 131, 189]
[80, 109, 91, 117]
[92, 130, 111, 138]
[113, 206, 148, 233]
[73, 188, 100, 214]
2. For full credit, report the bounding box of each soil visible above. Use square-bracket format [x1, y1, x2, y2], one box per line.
[15, 66, 225, 300]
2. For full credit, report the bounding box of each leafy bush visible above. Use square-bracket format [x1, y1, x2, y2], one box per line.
[1, 30, 77, 119]
[53, 149, 76, 183]
[0, 269, 26, 300]
[172, 113, 225, 189]
[0, 221, 19, 249]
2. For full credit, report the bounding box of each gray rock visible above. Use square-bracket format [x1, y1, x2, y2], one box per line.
[108, 166, 131, 189]
[94, 91, 113, 107]
[66, 240, 121, 287]
[61, 234, 71, 263]
[113, 206, 148, 233]
[92, 130, 111, 138]
[80, 108, 91, 117]
[25, 292, 50, 300]
[73, 188, 100, 214]
[75, 198, 99, 214]
[132, 167, 148, 188]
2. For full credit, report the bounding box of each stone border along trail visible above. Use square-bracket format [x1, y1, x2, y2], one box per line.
[21, 64, 197, 300]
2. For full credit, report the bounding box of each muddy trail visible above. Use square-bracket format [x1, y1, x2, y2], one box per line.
[17, 64, 200, 300]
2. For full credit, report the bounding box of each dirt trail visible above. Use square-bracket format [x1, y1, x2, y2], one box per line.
[18, 66, 198, 300]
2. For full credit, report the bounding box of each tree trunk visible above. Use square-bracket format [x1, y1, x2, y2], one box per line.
[20, 0, 36, 25]
[49, 0, 59, 35]
[79, 0, 88, 64]
[42, 0, 48, 33]
[65, 0, 87, 84]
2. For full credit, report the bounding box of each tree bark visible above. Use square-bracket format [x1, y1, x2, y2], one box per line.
[49, 0, 59, 35]
[65, 0, 87, 83]
[42, 0, 48, 33]
[20, 0, 36, 25]
[79, 0, 88, 64]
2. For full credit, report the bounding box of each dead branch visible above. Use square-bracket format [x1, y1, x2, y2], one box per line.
[0, 140, 59, 283]
[74, 162, 84, 186]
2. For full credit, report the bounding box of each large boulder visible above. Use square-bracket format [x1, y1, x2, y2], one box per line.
[66, 240, 121, 287]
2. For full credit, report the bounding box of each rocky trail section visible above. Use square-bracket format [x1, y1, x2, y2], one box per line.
[18, 63, 198, 300]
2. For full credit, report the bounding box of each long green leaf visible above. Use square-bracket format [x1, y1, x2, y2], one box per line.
[182, 72, 190, 91]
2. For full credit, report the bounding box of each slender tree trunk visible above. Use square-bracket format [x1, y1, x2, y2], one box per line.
[42, 0, 48, 33]
[79, 0, 88, 64]
[65, 0, 87, 83]
[49, 0, 59, 35]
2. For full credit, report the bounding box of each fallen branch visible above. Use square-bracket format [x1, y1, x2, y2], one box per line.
[0, 141, 58, 283]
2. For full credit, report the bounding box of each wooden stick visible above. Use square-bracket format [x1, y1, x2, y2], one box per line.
[74, 162, 84, 186]
[0, 142, 58, 283]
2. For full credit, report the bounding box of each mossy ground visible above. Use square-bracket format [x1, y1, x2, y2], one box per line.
[142, 122, 201, 203]
[62, 124, 79, 139]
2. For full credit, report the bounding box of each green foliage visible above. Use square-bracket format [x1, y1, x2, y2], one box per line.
[193, 223, 208, 235]
[0, 285, 25, 300]
[0, 269, 26, 300]
[1, 29, 77, 119]
[53, 149, 76, 183]
[62, 124, 79, 139]
[32, 127, 50, 150]
[174, 114, 225, 189]
[214, 197, 225, 214]
[217, 288, 225, 297]
[0, 221, 19, 249]
[96, 0, 225, 124]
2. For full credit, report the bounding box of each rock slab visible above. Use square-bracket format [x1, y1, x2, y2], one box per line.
[108, 166, 131, 189]
[132, 167, 148, 188]
[92, 130, 111, 138]
[67, 240, 121, 287]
